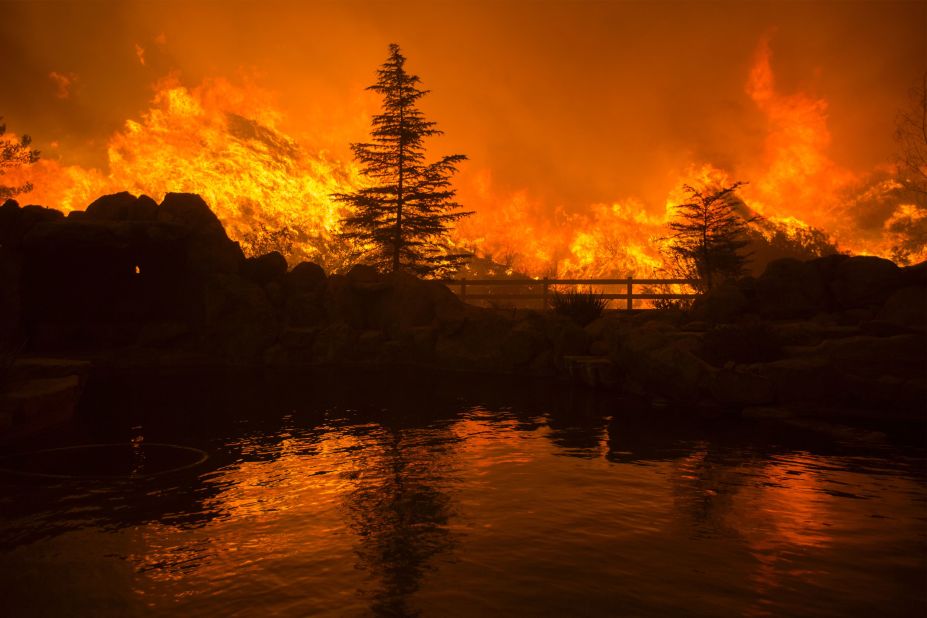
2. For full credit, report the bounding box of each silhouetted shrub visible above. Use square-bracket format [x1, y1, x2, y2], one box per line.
[550, 289, 607, 326]
[700, 322, 782, 365]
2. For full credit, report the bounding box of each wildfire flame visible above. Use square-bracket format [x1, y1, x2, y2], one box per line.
[6, 38, 925, 277]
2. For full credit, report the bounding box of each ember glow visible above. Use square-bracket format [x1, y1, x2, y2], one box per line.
[2, 1, 925, 274]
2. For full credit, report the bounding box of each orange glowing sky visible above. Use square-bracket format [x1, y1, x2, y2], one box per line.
[1, 1, 925, 274]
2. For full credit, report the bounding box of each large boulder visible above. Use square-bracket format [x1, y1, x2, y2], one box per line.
[85, 192, 159, 221]
[20, 215, 197, 331]
[22, 220, 134, 325]
[365, 271, 469, 334]
[541, 313, 590, 362]
[690, 279, 749, 323]
[499, 318, 548, 369]
[202, 274, 277, 361]
[698, 322, 781, 365]
[283, 261, 327, 328]
[243, 251, 287, 286]
[830, 255, 904, 310]
[366, 270, 437, 333]
[754, 257, 830, 319]
[286, 261, 326, 294]
[434, 311, 513, 371]
[708, 368, 774, 406]
[311, 322, 359, 363]
[602, 320, 712, 401]
[344, 263, 382, 286]
[0, 200, 65, 251]
[285, 289, 327, 328]
[877, 286, 927, 330]
[322, 274, 367, 329]
[157, 193, 244, 275]
[753, 333, 926, 412]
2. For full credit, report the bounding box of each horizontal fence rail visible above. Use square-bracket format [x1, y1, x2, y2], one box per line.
[439, 277, 699, 311]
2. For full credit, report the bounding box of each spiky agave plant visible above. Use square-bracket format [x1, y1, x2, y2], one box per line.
[549, 288, 608, 326]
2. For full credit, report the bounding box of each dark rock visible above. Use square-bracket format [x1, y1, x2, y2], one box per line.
[0, 201, 64, 252]
[859, 320, 918, 337]
[0, 375, 82, 439]
[754, 257, 829, 319]
[643, 340, 715, 402]
[286, 261, 326, 293]
[500, 320, 547, 369]
[807, 253, 850, 283]
[562, 356, 616, 387]
[85, 192, 159, 221]
[5, 357, 92, 390]
[279, 327, 318, 350]
[345, 264, 381, 285]
[435, 311, 513, 371]
[542, 314, 590, 362]
[20, 205, 64, 226]
[583, 315, 622, 341]
[771, 321, 857, 347]
[877, 285, 926, 331]
[394, 325, 438, 362]
[709, 368, 774, 406]
[158, 193, 244, 275]
[136, 321, 192, 346]
[754, 333, 926, 412]
[285, 290, 326, 327]
[323, 275, 366, 329]
[691, 280, 748, 323]
[203, 274, 277, 361]
[367, 270, 438, 333]
[699, 322, 781, 365]
[429, 280, 469, 323]
[243, 251, 287, 286]
[357, 329, 389, 361]
[900, 260, 927, 286]
[85, 192, 136, 220]
[602, 320, 711, 402]
[312, 322, 358, 363]
[831, 255, 903, 310]
[264, 280, 285, 307]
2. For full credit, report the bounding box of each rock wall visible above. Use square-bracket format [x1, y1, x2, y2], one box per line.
[1, 191, 923, 419]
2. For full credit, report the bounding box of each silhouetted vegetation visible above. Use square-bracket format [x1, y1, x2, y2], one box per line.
[0, 117, 39, 200]
[240, 223, 296, 260]
[550, 288, 607, 325]
[744, 222, 839, 272]
[891, 73, 927, 265]
[663, 182, 755, 292]
[335, 44, 472, 277]
[895, 73, 927, 202]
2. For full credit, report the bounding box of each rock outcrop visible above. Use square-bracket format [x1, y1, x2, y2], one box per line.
[1, 192, 923, 422]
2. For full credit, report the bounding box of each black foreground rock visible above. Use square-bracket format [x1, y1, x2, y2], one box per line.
[0, 192, 924, 427]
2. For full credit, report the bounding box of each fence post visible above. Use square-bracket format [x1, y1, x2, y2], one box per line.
[461, 277, 467, 304]
[626, 276, 633, 311]
[542, 277, 549, 311]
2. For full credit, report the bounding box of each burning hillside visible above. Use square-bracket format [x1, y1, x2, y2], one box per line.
[4, 39, 925, 277]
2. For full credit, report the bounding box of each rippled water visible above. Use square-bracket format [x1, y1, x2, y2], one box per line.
[1, 371, 925, 616]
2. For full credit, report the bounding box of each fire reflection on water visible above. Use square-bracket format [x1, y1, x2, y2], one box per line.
[86, 410, 926, 616]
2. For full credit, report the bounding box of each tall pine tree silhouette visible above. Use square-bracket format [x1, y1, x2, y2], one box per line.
[664, 181, 754, 291]
[335, 44, 471, 276]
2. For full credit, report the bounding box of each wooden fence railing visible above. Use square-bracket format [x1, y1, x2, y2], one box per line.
[439, 277, 699, 311]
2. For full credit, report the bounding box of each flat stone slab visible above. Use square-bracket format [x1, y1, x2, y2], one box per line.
[562, 355, 616, 388]
[0, 375, 82, 439]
